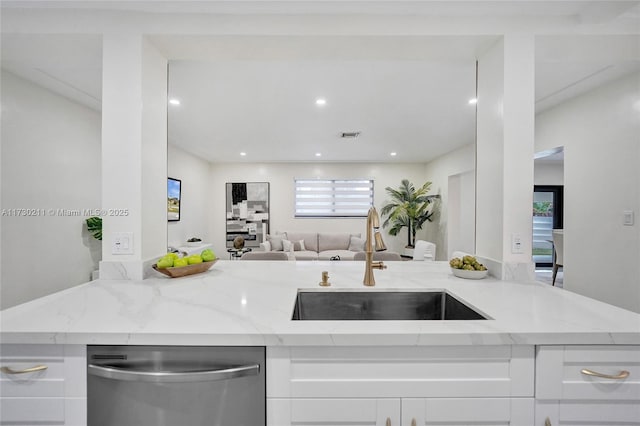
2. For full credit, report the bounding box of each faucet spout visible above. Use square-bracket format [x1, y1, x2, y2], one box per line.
[363, 207, 387, 286]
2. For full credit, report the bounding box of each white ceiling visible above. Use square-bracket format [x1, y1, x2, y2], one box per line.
[1, 1, 639, 163]
[164, 36, 495, 163]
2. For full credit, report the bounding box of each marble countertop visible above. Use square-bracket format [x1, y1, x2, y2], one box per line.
[2, 261, 639, 346]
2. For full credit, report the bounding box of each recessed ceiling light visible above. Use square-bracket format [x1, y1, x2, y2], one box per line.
[315, 153, 322, 157]
[315, 98, 327, 106]
[169, 98, 181, 105]
[390, 152, 397, 156]
[468, 98, 478, 105]
[240, 152, 247, 156]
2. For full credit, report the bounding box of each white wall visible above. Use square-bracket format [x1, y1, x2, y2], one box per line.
[207, 162, 427, 257]
[423, 143, 475, 260]
[100, 35, 167, 277]
[476, 39, 505, 262]
[476, 36, 536, 281]
[536, 72, 640, 313]
[167, 144, 212, 249]
[140, 37, 169, 260]
[534, 161, 564, 186]
[1, 71, 101, 309]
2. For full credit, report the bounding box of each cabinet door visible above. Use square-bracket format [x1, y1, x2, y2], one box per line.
[536, 345, 640, 400]
[268, 398, 400, 426]
[402, 398, 534, 426]
[0, 344, 86, 426]
[536, 345, 640, 425]
[268, 345, 534, 399]
[536, 400, 640, 425]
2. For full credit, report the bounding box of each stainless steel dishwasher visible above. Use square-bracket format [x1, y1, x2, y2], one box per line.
[87, 345, 265, 426]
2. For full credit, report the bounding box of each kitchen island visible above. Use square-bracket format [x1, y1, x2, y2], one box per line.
[2, 260, 639, 346]
[1, 261, 639, 425]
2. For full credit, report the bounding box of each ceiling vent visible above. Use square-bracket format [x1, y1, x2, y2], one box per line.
[341, 132, 361, 138]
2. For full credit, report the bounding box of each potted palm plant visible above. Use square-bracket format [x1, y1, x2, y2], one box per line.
[380, 179, 440, 255]
[86, 216, 102, 240]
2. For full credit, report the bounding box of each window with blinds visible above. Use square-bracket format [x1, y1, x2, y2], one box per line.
[294, 179, 374, 218]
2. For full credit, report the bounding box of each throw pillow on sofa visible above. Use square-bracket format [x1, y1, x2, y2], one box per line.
[348, 235, 365, 251]
[266, 234, 284, 251]
[283, 239, 306, 252]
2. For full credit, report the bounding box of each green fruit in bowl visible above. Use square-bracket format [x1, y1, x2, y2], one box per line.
[187, 254, 203, 264]
[450, 255, 487, 271]
[201, 249, 216, 262]
[173, 257, 189, 267]
[156, 256, 174, 269]
[449, 257, 463, 269]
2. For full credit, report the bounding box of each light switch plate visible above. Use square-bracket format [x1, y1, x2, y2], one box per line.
[623, 210, 634, 226]
[511, 234, 524, 254]
[112, 232, 134, 255]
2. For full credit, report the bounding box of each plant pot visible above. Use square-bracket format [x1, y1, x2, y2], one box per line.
[402, 247, 415, 258]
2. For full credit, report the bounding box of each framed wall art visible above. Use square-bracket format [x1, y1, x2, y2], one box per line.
[225, 182, 269, 248]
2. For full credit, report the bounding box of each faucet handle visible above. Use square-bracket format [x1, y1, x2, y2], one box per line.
[319, 271, 331, 287]
[372, 261, 387, 270]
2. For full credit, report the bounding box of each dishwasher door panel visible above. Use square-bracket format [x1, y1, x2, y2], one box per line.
[87, 345, 265, 426]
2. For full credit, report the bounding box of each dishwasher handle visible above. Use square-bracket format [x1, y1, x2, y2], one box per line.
[88, 363, 260, 383]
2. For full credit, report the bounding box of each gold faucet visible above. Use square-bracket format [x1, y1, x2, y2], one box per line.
[363, 207, 387, 286]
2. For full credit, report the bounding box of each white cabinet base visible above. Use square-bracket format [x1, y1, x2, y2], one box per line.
[0, 344, 86, 426]
[404, 398, 534, 426]
[268, 398, 400, 426]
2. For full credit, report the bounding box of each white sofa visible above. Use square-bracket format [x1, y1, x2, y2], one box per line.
[261, 232, 365, 260]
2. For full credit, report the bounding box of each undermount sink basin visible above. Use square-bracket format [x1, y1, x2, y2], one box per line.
[291, 290, 488, 321]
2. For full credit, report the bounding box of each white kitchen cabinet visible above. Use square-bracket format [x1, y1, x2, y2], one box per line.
[535, 345, 640, 425]
[0, 344, 86, 426]
[268, 397, 534, 426]
[403, 398, 534, 426]
[266, 345, 535, 426]
[268, 398, 401, 425]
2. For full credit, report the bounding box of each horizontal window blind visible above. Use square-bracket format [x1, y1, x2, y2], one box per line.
[295, 179, 373, 218]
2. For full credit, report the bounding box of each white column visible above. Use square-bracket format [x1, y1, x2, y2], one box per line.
[100, 34, 167, 280]
[476, 34, 535, 280]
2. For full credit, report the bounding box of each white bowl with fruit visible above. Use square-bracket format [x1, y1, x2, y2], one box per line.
[449, 255, 489, 280]
[185, 237, 203, 247]
[153, 249, 217, 278]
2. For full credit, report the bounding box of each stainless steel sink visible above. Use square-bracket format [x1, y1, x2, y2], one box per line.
[291, 290, 488, 321]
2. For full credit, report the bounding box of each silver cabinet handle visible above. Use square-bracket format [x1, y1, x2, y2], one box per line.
[581, 368, 630, 380]
[1, 365, 48, 374]
[88, 363, 259, 383]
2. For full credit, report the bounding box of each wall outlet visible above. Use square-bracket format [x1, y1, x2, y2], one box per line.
[623, 210, 634, 226]
[112, 232, 134, 255]
[511, 234, 524, 254]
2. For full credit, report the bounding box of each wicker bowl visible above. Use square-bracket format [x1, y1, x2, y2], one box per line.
[153, 260, 217, 278]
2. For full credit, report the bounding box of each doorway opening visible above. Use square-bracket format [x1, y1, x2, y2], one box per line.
[532, 185, 563, 267]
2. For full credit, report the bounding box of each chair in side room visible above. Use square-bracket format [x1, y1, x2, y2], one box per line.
[552, 229, 564, 286]
[240, 251, 289, 261]
[413, 240, 436, 261]
[353, 251, 403, 261]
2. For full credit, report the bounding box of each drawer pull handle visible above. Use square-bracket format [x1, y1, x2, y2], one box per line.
[0, 365, 48, 375]
[581, 368, 630, 380]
